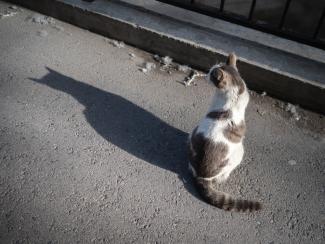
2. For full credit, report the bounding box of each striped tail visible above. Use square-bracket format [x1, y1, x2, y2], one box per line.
[196, 178, 262, 212]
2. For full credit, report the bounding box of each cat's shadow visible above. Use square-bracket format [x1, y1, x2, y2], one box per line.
[31, 68, 197, 196]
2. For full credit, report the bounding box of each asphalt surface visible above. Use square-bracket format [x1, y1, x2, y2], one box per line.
[0, 2, 324, 243]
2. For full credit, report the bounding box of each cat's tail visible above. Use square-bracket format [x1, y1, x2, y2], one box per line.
[195, 178, 262, 212]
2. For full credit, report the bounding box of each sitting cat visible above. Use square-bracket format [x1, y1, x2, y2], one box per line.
[188, 53, 261, 212]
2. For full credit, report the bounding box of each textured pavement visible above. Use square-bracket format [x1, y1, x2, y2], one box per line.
[0, 2, 324, 243]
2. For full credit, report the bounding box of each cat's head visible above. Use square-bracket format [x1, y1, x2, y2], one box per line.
[208, 53, 246, 96]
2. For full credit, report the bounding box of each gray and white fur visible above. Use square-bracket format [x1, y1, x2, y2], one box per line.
[188, 53, 262, 212]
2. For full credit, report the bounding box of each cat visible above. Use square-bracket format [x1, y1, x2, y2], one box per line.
[188, 53, 262, 212]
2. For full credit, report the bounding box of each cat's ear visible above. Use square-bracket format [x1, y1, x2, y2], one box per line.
[226, 53, 237, 67]
[212, 68, 224, 81]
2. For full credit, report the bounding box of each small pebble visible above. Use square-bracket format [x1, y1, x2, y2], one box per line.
[0, 11, 17, 19]
[153, 54, 160, 61]
[177, 64, 191, 73]
[53, 25, 64, 31]
[67, 147, 74, 154]
[285, 103, 301, 121]
[38, 30, 48, 37]
[144, 62, 156, 71]
[161, 56, 172, 66]
[288, 160, 297, 166]
[111, 40, 125, 48]
[31, 14, 55, 25]
[257, 109, 266, 116]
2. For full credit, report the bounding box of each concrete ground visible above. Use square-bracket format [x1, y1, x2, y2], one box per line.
[0, 2, 324, 243]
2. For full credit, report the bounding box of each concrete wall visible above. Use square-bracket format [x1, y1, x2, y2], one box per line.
[6, 0, 325, 114]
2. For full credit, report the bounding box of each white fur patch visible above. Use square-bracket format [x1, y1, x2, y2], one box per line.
[189, 62, 249, 183]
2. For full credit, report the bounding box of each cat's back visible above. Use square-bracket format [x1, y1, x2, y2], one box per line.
[196, 116, 231, 144]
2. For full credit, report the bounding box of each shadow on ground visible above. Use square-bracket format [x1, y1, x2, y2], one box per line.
[30, 68, 198, 196]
